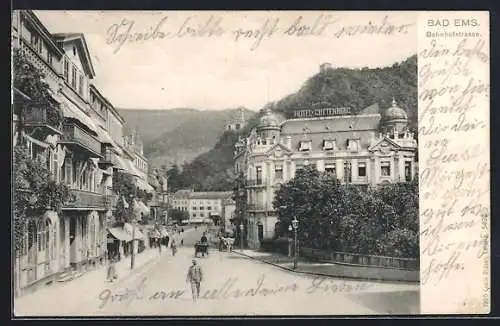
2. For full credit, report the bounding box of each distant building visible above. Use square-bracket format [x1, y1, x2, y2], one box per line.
[225, 107, 246, 132]
[234, 99, 418, 249]
[171, 190, 233, 224]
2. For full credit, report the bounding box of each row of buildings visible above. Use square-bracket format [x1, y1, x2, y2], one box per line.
[170, 190, 236, 231]
[12, 11, 159, 294]
[233, 91, 418, 249]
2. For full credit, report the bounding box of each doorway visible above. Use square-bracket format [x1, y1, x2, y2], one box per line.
[257, 223, 264, 242]
[69, 217, 77, 267]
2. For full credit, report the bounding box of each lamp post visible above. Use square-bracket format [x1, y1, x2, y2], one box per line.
[291, 217, 299, 269]
[129, 193, 136, 270]
[240, 223, 244, 251]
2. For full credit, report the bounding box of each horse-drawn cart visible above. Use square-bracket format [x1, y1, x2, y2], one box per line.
[194, 242, 209, 257]
[219, 237, 235, 252]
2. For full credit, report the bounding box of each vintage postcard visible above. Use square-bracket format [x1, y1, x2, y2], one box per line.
[11, 10, 490, 317]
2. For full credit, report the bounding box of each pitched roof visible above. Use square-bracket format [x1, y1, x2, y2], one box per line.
[52, 33, 96, 78]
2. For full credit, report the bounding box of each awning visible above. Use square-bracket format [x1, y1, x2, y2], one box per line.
[24, 134, 49, 148]
[108, 227, 133, 242]
[135, 177, 154, 192]
[134, 200, 150, 216]
[61, 102, 99, 135]
[97, 126, 116, 147]
[123, 223, 145, 240]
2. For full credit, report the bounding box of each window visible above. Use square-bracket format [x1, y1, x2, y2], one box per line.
[30, 34, 39, 50]
[64, 59, 69, 81]
[325, 162, 336, 175]
[323, 139, 335, 151]
[381, 161, 391, 176]
[192, 213, 197, 218]
[256, 166, 262, 184]
[200, 213, 204, 217]
[192, 206, 197, 210]
[405, 161, 412, 181]
[48, 53, 53, 66]
[358, 162, 367, 177]
[199, 207, 204, 210]
[73, 46, 76, 56]
[71, 66, 77, 89]
[207, 206, 212, 210]
[274, 165, 283, 180]
[344, 162, 352, 183]
[347, 139, 359, 152]
[299, 140, 312, 151]
[78, 74, 84, 96]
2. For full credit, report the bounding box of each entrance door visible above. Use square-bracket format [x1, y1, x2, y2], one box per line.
[69, 218, 77, 266]
[258, 224, 264, 242]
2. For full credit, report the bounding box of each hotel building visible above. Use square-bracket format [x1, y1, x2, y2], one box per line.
[172, 190, 233, 224]
[234, 100, 418, 249]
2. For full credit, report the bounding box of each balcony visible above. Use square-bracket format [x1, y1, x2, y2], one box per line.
[247, 203, 273, 212]
[21, 105, 63, 136]
[246, 179, 266, 187]
[63, 189, 107, 210]
[99, 148, 114, 167]
[60, 123, 102, 158]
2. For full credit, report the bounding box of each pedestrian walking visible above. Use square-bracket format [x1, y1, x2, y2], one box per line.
[106, 255, 118, 282]
[186, 259, 203, 302]
[170, 238, 177, 256]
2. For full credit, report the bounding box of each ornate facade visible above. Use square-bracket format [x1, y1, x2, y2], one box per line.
[234, 100, 418, 249]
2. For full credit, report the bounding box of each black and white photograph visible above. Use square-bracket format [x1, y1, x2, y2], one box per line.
[11, 10, 423, 316]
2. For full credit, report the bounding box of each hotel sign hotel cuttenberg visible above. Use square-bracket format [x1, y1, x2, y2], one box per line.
[292, 107, 351, 118]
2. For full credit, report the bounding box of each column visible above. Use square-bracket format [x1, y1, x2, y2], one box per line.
[351, 158, 358, 180]
[372, 157, 379, 185]
[366, 157, 371, 182]
[316, 159, 324, 172]
[336, 158, 343, 181]
[64, 217, 70, 269]
[290, 160, 296, 179]
[283, 160, 290, 181]
[393, 154, 399, 183]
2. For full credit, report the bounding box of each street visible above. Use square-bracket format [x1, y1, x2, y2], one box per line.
[16, 226, 419, 316]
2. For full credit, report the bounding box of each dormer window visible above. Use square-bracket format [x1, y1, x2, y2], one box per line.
[347, 139, 359, 152]
[323, 139, 336, 151]
[299, 140, 312, 151]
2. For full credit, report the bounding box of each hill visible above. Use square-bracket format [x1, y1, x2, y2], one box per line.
[168, 54, 418, 192]
[118, 108, 256, 168]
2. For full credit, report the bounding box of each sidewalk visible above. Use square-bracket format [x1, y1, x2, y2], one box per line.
[234, 249, 419, 283]
[14, 247, 161, 316]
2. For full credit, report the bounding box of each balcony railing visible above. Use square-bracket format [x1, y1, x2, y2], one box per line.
[60, 123, 101, 157]
[64, 189, 107, 209]
[246, 179, 266, 187]
[247, 203, 272, 211]
[22, 106, 62, 133]
[100, 148, 114, 165]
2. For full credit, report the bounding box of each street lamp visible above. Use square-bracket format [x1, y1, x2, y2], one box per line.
[291, 217, 299, 269]
[239, 223, 244, 251]
[129, 194, 136, 270]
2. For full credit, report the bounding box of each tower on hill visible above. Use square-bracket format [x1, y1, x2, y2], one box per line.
[225, 107, 246, 132]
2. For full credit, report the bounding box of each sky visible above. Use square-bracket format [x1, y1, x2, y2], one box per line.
[35, 11, 417, 111]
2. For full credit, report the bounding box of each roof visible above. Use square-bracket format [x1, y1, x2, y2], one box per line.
[281, 114, 381, 135]
[23, 11, 65, 57]
[52, 33, 96, 78]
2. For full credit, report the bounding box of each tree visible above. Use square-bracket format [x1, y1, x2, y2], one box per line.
[13, 146, 74, 253]
[168, 208, 189, 224]
[13, 48, 63, 138]
[272, 165, 419, 258]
